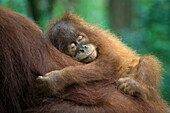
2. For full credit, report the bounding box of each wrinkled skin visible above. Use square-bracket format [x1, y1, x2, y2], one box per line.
[66, 33, 97, 63]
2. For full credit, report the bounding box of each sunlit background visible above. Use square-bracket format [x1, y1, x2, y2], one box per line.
[0, 0, 169, 104]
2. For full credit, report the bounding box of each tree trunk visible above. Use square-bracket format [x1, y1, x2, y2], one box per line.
[28, 0, 40, 21]
[109, 0, 134, 34]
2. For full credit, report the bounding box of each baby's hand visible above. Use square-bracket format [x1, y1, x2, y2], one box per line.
[116, 77, 146, 98]
[35, 70, 63, 96]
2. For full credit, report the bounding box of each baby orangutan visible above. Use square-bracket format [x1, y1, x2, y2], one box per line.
[35, 13, 167, 112]
[35, 15, 145, 98]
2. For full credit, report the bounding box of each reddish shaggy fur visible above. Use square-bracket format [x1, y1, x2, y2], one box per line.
[0, 7, 167, 113]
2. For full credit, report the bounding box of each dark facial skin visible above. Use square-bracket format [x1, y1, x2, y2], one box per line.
[51, 21, 97, 63]
[66, 33, 97, 63]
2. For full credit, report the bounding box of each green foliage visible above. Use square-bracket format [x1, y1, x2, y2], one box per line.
[0, 0, 169, 104]
[0, 0, 29, 16]
[51, 0, 110, 29]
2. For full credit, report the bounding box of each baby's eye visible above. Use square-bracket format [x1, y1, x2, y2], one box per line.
[68, 43, 76, 50]
[77, 35, 84, 42]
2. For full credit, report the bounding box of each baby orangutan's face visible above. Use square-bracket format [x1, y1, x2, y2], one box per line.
[51, 22, 97, 63]
[66, 33, 97, 63]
